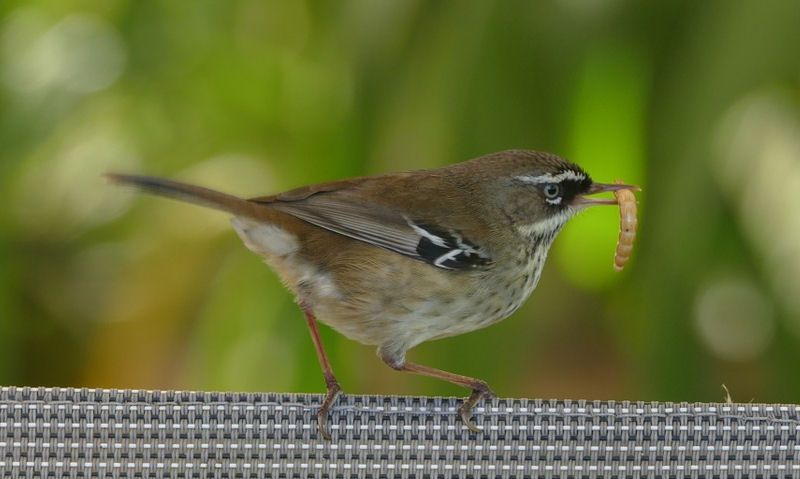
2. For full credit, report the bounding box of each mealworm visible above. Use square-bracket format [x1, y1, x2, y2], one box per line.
[613, 182, 638, 271]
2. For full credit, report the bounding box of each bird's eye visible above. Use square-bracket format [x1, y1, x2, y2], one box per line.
[543, 184, 560, 199]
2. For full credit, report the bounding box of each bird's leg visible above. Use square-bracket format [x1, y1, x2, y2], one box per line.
[301, 304, 340, 440]
[380, 351, 495, 433]
[401, 362, 495, 433]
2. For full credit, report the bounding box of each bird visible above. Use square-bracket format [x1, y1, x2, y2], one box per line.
[108, 149, 632, 439]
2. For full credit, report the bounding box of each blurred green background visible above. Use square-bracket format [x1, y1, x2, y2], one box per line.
[1, 0, 799, 404]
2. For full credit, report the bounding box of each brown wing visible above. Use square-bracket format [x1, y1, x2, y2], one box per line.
[250, 176, 493, 271]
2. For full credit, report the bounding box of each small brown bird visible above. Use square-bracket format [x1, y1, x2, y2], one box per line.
[109, 149, 631, 439]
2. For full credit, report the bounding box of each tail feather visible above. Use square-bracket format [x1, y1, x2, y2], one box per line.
[106, 173, 265, 218]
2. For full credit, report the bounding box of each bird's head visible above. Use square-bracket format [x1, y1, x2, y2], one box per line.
[473, 150, 635, 239]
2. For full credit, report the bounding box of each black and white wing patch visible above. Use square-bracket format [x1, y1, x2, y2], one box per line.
[407, 220, 493, 270]
[264, 193, 492, 271]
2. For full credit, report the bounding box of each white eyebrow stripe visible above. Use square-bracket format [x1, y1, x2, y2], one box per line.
[515, 170, 586, 184]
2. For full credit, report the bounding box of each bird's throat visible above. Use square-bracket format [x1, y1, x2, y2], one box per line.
[516, 209, 572, 244]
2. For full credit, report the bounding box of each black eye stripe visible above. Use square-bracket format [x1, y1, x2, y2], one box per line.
[562, 178, 592, 199]
[539, 177, 593, 206]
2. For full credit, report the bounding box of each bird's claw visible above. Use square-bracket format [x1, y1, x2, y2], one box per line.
[459, 405, 483, 433]
[458, 382, 495, 434]
[316, 381, 341, 441]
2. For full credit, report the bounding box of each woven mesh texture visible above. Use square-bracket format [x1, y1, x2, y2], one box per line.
[1, 386, 798, 478]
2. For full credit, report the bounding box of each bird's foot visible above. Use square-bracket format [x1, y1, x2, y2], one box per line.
[458, 381, 495, 434]
[316, 379, 341, 441]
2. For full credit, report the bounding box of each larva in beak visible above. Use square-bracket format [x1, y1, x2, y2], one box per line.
[613, 181, 638, 271]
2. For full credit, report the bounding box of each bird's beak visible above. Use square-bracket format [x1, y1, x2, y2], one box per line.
[572, 182, 640, 208]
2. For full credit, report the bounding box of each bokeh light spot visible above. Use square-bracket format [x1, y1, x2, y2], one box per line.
[712, 90, 800, 336]
[13, 127, 140, 237]
[1, 9, 126, 99]
[694, 275, 774, 362]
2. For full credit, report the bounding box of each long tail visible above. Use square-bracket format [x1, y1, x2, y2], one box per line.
[106, 173, 269, 219]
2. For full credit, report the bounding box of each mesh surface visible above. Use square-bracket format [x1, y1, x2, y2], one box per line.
[1, 386, 799, 478]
